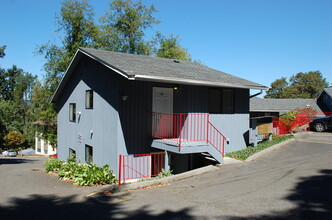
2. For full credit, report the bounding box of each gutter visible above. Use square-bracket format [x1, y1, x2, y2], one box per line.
[249, 90, 263, 98]
[133, 75, 268, 90]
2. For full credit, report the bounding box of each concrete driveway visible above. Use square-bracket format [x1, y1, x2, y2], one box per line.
[0, 132, 331, 219]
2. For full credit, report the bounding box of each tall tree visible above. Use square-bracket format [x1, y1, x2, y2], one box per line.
[0, 45, 6, 58]
[264, 77, 288, 98]
[36, 0, 98, 147]
[154, 33, 191, 60]
[100, 0, 159, 55]
[38, 0, 98, 87]
[265, 71, 329, 99]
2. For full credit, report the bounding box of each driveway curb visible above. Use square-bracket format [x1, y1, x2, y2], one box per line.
[87, 132, 309, 203]
[245, 132, 308, 162]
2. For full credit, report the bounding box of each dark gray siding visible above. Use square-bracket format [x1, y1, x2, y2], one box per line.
[57, 54, 251, 176]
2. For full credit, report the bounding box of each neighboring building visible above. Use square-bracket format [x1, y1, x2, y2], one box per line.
[317, 88, 332, 112]
[250, 97, 324, 119]
[51, 47, 267, 175]
[35, 132, 56, 156]
[33, 121, 57, 156]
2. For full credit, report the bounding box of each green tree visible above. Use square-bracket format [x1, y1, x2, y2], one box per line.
[154, 33, 191, 60]
[287, 71, 329, 98]
[265, 71, 329, 99]
[37, 0, 98, 88]
[0, 45, 6, 58]
[264, 77, 288, 98]
[0, 100, 24, 146]
[100, 0, 159, 55]
[36, 0, 99, 147]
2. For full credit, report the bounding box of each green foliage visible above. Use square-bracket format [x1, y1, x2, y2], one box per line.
[264, 77, 288, 98]
[153, 33, 191, 61]
[3, 131, 23, 148]
[265, 71, 329, 99]
[225, 135, 294, 161]
[45, 158, 117, 186]
[100, 0, 159, 55]
[45, 157, 64, 173]
[280, 110, 297, 127]
[67, 153, 76, 163]
[0, 45, 6, 58]
[157, 168, 173, 178]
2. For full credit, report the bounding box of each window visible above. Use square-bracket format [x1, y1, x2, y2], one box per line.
[85, 90, 93, 109]
[85, 145, 93, 164]
[69, 148, 76, 161]
[208, 88, 235, 114]
[222, 89, 234, 114]
[208, 89, 222, 113]
[69, 103, 76, 122]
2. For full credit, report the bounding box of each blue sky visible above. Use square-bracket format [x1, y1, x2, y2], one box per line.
[1, 0, 331, 96]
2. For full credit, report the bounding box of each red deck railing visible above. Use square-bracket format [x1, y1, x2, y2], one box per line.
[207, 121, 226, 157]
[118, 152, 165, 185]
[152, 112, 225, 155]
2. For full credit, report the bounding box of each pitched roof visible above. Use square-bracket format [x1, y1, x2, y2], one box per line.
[52, 47, 267, 102]
[323, 88, 332, 97]
[250, 97, 324, 114]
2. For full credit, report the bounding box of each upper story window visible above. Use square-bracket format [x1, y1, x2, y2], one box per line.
[69, 103, 76, 122]
[222, 89, 234, 114]
[85, 90, 93, 109]
[208, 89, 222, 113]
[208, 88, 234, 114]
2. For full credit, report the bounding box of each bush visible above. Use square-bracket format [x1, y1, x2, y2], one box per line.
[157, 168, 173, 178]
[45, 157, 64, 173]
[3, 131, 23, 148]
[45, 158, 117, 186]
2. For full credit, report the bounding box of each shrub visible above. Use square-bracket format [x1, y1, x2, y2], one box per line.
[157, 168, 173, 178]
[3, 131, 23, 149]
[45, 157, 64, 173]
[45, 158, 117, 186]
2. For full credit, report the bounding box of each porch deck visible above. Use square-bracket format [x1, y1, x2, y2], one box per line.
[152, 138, 210, 154]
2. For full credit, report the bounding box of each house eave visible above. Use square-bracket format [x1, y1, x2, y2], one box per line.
[133, 75, 268, 90]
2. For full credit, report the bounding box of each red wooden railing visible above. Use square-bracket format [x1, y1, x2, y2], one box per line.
[118, 152, 165, 185]
[152, 112, 225, 155]
[207, 121, 226, 157]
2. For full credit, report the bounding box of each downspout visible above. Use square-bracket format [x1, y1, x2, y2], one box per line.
[249, 90, 263, 99]
[249, 89, 263, 147]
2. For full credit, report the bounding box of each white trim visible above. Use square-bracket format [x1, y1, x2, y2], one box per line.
[134, 75, 268, 90]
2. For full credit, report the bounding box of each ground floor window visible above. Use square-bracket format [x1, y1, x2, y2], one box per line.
[69, 148, 76, 160]
[85, 145, 93, 164]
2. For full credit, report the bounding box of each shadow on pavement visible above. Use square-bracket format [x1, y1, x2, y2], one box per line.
[0, 194, 194, 220]
[0, 158, 33, 165]
[226, 169, 332, 219]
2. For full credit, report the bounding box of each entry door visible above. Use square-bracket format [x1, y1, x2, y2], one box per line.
[152, 87, 173, 113]
[152, 87, 174, 137]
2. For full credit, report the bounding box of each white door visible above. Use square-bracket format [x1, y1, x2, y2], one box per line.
[152, 87, 173, 113]
[152, 87, 173, 138]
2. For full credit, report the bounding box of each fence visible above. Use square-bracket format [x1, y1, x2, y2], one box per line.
[118, 152, 165, 185]
[272, 112, 332, 135]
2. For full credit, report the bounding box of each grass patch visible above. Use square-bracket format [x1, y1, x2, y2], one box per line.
[225, 135, 294, 161]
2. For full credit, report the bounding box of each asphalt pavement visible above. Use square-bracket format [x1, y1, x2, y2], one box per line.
[0, 132, 331, 219]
